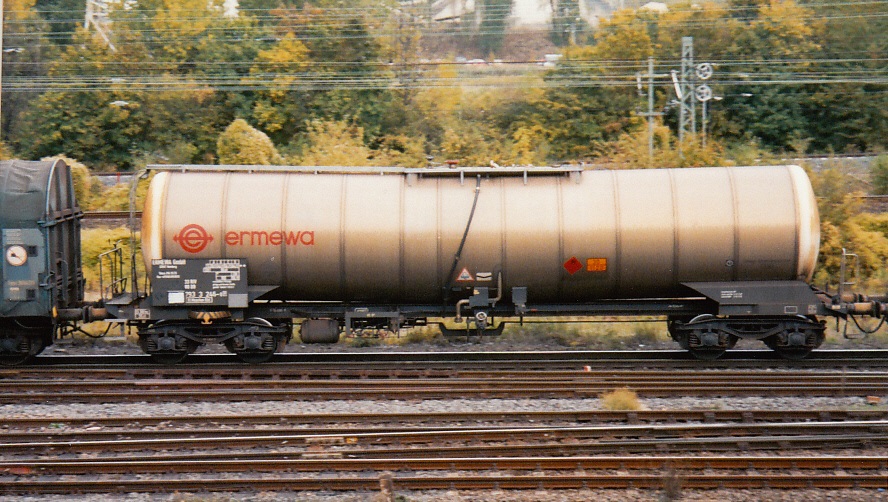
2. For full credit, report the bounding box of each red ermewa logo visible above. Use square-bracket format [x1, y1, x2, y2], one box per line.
[173, 224, 214, 253]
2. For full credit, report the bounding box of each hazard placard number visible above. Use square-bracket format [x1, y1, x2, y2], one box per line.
[587, 258, 607, 272]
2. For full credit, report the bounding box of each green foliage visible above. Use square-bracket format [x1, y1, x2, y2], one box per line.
[502, 321, 666, 349]
[810, 166, 865, 226]
[478, 0, 512, 55]
[3, 0, 885, 168]
[80, 227, 142, 294]
[870, 156, 888, 195]
[248, 33, 311, 137]
[394, 327, 449, 346]
[294, 120, 428, 167]
[602, 122, 726, 168]
[296, 120, 377, 166]
[217, 119, 284, 165]
[0, 143, 13, 161]
[550, 0, 589, 46]
[3, 1, 59, 146]
[810, 165, 888, 291]
[32, 0, 82, 46]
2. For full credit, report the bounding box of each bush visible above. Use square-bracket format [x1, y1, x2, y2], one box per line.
[870, 155, 888, 195]
[81, 227, 142, 296]
[394, 327, 449, 346]
[600, 388, 642, 411]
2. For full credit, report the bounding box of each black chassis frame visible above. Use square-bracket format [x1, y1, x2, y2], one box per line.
[103, 280, 833, 341]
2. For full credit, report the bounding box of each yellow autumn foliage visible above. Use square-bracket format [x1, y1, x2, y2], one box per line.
[217, 119, 284, 165]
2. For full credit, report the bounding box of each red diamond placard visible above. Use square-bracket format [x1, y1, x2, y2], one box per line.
[563, 256, 583, 275]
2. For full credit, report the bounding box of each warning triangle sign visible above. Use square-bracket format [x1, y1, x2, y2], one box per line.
[456, 267, 474, 282]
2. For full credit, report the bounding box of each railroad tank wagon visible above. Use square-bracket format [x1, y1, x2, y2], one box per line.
[0, 159, 84, 364]
[142, 165, 819, 301]
[120, 164, 834, 362]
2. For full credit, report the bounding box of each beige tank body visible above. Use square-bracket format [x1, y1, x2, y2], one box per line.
[142, 165, 820, 303]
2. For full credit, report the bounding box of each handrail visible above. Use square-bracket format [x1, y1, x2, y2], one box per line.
[97, 242, 127, 301]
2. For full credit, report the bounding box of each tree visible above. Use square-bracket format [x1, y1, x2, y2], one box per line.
[34, 0, 84, 46]
[12, 26, 151, 170]
[249, 33, 310, 141]
[151, 0, 226, 62]
[517, 45, 639, 161]
[478, 0, 512, 55]
[802, 0, 888, 152]
[870, 156, 888, 196]
[3, 0, 58, 141]
[718, 0, 821, 150]
[549, 0, 588, 46]
[808, 165, 888, 290]
[260, 5, 401, 145]
[217, 119, 284, 165]
[601, 122, 725, 168]
[296, 120, 375, 166]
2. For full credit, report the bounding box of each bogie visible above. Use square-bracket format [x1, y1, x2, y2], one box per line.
[668, 315, 825, 360]
[137, 318, 290, 364]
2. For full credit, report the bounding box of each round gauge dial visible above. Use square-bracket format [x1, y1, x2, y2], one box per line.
[5, 245, 28, 266]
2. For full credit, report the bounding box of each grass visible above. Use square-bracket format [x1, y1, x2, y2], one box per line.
[500, 321, 668, 349]
[600, 388, 643, 411]
[340, 326, 450, 348]
[822, 319, 888, 348]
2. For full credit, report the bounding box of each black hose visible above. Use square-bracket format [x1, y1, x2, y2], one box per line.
[849, 314, 887, 334]
[444, 175, 482, 296]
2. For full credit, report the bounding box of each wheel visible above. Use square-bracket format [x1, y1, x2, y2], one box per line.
[669, 315, 736, 359]
[0, 330, 41, 366]
[226, 319, 285, 364]
[763, 322, 824, 360]
[235, 351, 275, 364]
[138, 321, 199, 364]
[762, 335, 814, 360]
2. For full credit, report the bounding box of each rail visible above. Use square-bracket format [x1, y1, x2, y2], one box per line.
[3, 368, 888, 403]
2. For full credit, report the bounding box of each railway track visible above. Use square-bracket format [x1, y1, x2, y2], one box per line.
[3, 413, 887, 495]
[2, 368, 887, 403]
[28, 348, 888, 369]
[4, 351, 886, 497]
[3, 420, 888, 455]
[4, 472, 886, 494]
[3, 408, 885, 430]
[2, 456, 886, 494]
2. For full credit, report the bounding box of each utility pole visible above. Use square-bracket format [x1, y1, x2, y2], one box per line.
[85, 0, 116, 52]
[637, 57, 665, 167]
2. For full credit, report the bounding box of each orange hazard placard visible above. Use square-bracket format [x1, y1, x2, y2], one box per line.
[563, 257, 582, 275]
[587, 258, 607, 272]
